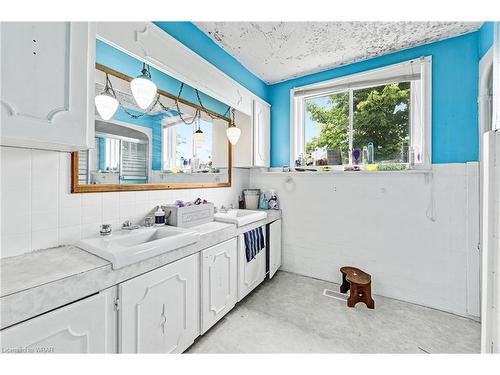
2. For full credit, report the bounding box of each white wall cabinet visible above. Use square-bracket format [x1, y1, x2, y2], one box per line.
[233, 99, 271, 168]
[200, 238, 238, 334]
[0, 22, 95, 151]
[253, 99, 271, 167]
[118, 253, 200, 353]
[269, 219, 282, 279]
[0, 288, 117, 354]
[238, 227, 267, 301]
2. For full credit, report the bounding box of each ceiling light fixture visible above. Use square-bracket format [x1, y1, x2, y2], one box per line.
[130, 63, 157, 109]
[226, 109, 241, 145]
[193, 111, 205, 149]
[94, 73, 119, 120]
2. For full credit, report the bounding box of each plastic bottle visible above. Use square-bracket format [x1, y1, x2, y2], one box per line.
[268, 190, 279, 210]
[154, 205, 166, 225]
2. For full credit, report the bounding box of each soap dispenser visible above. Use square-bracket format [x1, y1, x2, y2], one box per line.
[259, 192, 268, 209]
[154, 205, 166, 226]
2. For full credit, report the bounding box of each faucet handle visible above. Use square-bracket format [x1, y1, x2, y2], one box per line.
[122, 220, 132, 229]
[100, 224, 112, 236]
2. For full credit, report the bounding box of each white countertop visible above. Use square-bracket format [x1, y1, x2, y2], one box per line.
[0, 210, 281, 329]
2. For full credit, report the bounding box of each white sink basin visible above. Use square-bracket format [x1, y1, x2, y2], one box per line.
[214, 209, 267, 227]
[77, 226, 200, 269]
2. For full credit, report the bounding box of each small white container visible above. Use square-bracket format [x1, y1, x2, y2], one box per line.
[243, 189, 260, 209]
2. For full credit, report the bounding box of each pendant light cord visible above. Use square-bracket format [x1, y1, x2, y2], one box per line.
[100, 70, 232, 125]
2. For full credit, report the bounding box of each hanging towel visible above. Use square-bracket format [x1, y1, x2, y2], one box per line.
[244, 227, 265, 262]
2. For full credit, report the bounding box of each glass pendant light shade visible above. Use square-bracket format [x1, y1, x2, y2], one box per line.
[226, 125, 241, 145]
[194, 128, 205, 149]
[94, 93, 119, 120]
[131, 64, 157, 109]
[95, 74, 119, 120]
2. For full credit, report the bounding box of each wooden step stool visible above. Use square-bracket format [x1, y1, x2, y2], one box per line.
[340, 266, 375, 309]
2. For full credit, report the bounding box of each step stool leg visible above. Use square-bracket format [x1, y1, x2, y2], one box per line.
[340, 271, 350, 293]
[347, 284, 358, 308]
[365, 282, 375, 309]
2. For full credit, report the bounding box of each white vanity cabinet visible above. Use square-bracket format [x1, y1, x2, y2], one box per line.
[0, 22, 95, 151]
[0, 287, 117, 354]
[118, 253, 200, 353]
[238, 226, 267, 301]
[200, 238, 238, 334]
[233, 98, 271, 168]
[268, 219, 282, 279]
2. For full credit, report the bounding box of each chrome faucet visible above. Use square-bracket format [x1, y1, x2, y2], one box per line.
[219, 204, 234, 214]
[122, 220, 139, 230]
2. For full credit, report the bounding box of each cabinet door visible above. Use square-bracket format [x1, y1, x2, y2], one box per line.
[0, 288, 117, 354]
[238, 229, 267, 301]
[253, 99, 270, 167]
[119, 254, 200, 353]
[201, 238, 238, 334]
[269, 219, 282, 279]
[1, 22, 95, 151]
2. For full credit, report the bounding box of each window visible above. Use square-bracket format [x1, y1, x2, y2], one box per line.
[292, 57, 431, 169]
[162, 118, 213, 171]
[104, 137, 120, 171]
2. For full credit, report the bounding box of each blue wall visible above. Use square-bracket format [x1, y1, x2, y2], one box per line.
[478, 22, 494, 58]
[154, 22, 269, 102]
[268, 31, 484, 167]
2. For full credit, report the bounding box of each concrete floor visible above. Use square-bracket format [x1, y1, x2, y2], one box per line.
[187, 271, 480, 353]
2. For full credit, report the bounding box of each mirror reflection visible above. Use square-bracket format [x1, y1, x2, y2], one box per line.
[76, 65, 231, 188]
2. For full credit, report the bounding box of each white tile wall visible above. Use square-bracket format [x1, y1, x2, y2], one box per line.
[250, 164, 479, 317]
[0, 146, 249, 258]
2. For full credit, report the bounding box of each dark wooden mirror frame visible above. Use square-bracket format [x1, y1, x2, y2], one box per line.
[71, 64, 232, 193]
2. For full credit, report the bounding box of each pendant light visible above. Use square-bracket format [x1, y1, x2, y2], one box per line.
[94, 73, 119, 120]
[130, 63, 157, 109]
[193, 111, 205, 149]
[226, 109, 241, 145]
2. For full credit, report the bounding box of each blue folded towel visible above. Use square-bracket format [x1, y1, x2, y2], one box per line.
[244, 227, 265, 262]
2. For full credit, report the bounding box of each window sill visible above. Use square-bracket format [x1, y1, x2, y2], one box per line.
[262, 168, 433, 175]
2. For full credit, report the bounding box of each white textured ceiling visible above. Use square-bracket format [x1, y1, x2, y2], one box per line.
[194, 22, 482, 84]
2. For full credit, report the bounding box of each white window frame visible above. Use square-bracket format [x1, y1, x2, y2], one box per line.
[162, 118, 214, 170]
[290, 56, 432, 170]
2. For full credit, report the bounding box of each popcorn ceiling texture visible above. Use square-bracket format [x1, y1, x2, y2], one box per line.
[195, 22, 482, 83]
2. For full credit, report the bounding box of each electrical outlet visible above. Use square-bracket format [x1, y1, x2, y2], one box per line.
[332, 186, 337, 192]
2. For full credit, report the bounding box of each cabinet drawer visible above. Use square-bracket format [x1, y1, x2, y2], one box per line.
[0, 288, 117, 354]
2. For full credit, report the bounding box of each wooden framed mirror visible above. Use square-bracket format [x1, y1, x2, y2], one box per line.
[71, 63, 232, 193]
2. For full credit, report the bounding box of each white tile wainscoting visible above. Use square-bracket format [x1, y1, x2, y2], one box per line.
[250, 164, 480, 318]
[0, 146, 249, 259]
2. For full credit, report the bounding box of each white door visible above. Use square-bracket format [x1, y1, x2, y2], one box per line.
[119, 254, 200, 353]
[201, 238, 238, 334]
[269, 219, 282, 279]
[1, 22, 95, 151]
[253, 99, 270, 167]
[481, 22, 500, 354]
[0, 288, 117, 354]
[238, 228, 267, 301]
